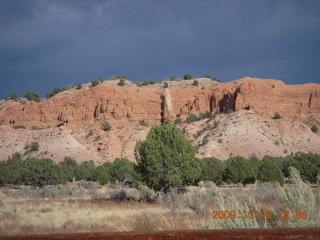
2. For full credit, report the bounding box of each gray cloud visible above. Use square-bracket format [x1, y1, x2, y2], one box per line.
[0, 0, 319, 98]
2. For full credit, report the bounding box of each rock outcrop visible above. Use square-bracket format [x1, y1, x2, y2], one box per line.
[0, 77, 319, 128]
[0, 77, 319, 163]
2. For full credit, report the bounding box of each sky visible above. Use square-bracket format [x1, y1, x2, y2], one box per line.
[0, 0, 320, 98]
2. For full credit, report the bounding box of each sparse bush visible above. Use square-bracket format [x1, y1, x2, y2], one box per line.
[163, 82, 168, 88]
[24, 91, 40, 102]
[194, 125, 211, 139]
[184, 74, 193, 80]
[168, 76, 178, 81]
[201, 137, 209, 146]
[91, 80, 100, 87]
[30, 142, 39, 151]
[174, 118, 182, 124]
[94, 135, 101, 141]
[76, 84, 82, 89]
[208, 193, 278, 229]
[139, 120, 148, 127]
[111, 189, 127, 202]
[138, 185, 158, 203]
[218, 139, 223, 143]
[118, 79, 125, 86]
[8, 93, 19, 101]
[101, 121, 112, 131]
[226, 109, 233, 114]
[86, 129, 94, 138]
[142, 80, 155, 86]
[199, 111, 215, 120]
[31, 126, 44, 130]
[46, 87, 64, 98]
[111, 75, 128, 80]
[273, 112, 281, 119]
[12, 125, 26, 129]
[282, 167, 319, 227]
[192, 80, 199, 86]
[204, 74, 211, 79]
[186, 113, 200, 123]
[311, 125, 318, 133]
[214, 120, 220, 128]
[182, 188, 206, 214]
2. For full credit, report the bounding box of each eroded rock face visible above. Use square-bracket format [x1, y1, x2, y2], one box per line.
[1, 77, 319, 128]
[0, 77, 319, 163]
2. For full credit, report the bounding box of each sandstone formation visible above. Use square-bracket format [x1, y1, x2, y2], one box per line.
[0, 77, 319, 163]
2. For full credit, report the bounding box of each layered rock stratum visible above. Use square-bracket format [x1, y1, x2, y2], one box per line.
[0, 77, 319, 162]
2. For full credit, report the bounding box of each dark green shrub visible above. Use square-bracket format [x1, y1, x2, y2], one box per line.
[12, 125, 26, 129]
[101, 121, 112, 131]
[86, 129, 94, 138]
[204, 74, 211, 79]
[168, 77, 178, 81]
[184, 74, 193, 80]
[98, 77, 104, 83]
[94, 165, 111, 185]
[192, 80, 199, 86]
[135, 124, 200, 192]
[109, 158, 134, 183]
[257, 158, 284, 184]
[111, 75, 128, 80]
[174, 118, 182, 124]
[163, 82, 168, 88]
[118, 79, 125, 86]
[201, 137, 209, 146]
[22, 158, 67, 187]
[223, 156, 255, 184]
[30, 142, 39, 151]
[226, 109, 234, 114]
[198, 157, 225, 184]
[76, 84, 82, 89]
[75, 160, 95, 181]
[186, 113, 200, 123]
[139, 120, 148, 127]
[46, 87, 63, 98]
[311, 125, 318, 133]
[274, 112, 281, 119]
[91, 80, 100, 87]
[142, 80, 155, 86]
[199, 111, 214, 119]
[24, 91, 40, 102]
[281, 152, 320, 183]
[9, 93, 18, 101]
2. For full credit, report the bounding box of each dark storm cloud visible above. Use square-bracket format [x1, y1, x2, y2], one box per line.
[0, 0, 320, 98]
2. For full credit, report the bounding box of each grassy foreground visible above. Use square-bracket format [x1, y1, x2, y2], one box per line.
[0, 168, 319, 236]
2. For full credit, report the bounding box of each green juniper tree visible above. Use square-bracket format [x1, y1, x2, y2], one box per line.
[135, 124, 200, 192]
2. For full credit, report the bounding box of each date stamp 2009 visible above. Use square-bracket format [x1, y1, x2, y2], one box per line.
[212, 210, 308, 220]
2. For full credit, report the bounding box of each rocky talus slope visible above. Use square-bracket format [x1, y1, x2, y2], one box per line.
[0, 77, 319, 162]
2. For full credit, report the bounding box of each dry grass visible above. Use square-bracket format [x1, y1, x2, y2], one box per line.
[0, 176, 319, 236]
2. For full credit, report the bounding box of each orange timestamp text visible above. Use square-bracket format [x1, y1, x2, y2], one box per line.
[212, 210, 308, 220]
